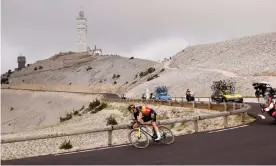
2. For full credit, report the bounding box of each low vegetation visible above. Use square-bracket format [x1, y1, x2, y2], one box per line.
[130, 81, 137, 85]
[106, 115, 118, 126]
[59, 140, 73, 150]
[86, 99, 108, 114]
[112, 74, 120, 79]
[147, 74, 159, 81]
[60, 113, 73, 122]
[86, 66, 92, 71]
[60, 105, 85, 122]
[139, 67, 156, 78]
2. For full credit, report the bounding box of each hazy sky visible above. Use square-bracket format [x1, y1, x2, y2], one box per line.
[1, 0, 276, 73]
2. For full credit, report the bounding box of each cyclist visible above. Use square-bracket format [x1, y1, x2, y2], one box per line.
[128, 104, 162, 141]
[261, 95, 276, 120]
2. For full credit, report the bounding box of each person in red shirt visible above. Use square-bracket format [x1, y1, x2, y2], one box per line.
[128, 104, 162, 141]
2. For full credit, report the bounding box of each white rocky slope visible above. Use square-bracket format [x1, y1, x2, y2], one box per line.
[126, 32, 276, 98]
[171, 32, 276, 76]
[1, 89, 102, 134]
[7, 53, 158, 88]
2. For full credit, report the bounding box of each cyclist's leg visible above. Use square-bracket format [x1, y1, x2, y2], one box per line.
[150, 110, 161, 140]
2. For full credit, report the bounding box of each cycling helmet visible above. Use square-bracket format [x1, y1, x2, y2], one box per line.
[127, 104, 135, 112]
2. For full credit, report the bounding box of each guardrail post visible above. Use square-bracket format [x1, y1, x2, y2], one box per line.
[208, 98, 211, 102]
[192, 101, 195, 109]
[208, 102, 211, 110]
[233, 103, 236, 110]
[241, 112, 246, 124]
[223, 115, 228, 128]
[224, 102, 227, 111]
[181, 98, 184, 107]
[198, 98, 200, 101]
[193, 120, 199, 132]
[174, 97, 176, 102]
[169, 100, 172, 106]
[108, 129, 112, 146]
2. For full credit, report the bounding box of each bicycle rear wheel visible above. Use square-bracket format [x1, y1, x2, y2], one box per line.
[128, 128, 149, 149]
[159, 125, 175, 145]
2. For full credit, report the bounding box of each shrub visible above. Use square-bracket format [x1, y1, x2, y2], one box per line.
[125, 81, 128, 84]
[147, 74, 159, 81]
[147, 67, 155, 74]
[91, 102, 108, 114]
[160, 68, 165, 72]
[38, 66, 43, 70]
[27, 64, 31, 67]
[34, 67, 38, 71]
[106, 115, 118, 126]
[8, 70, 12, 74]
[134, 74, 138, 79]
[131, 81, 137, 85]
[86, 66, 92, 71]
[59, 140, 73, 149]
[60, 113, 73, 122]
[113, 81, 117, 84]
[139, 71, 149, 77]
[73, 110, 79, 115]
[116, 74, 120, 78]
[129, 57, 134, 59]
[88, 99, 101, 111]
[112, 74, 116, 79]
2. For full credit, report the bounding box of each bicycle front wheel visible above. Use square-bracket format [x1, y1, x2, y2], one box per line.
[128, 128, 149, 149]
[159, 125, 175, 145]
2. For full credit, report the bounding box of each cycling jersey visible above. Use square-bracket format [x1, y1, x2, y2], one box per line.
[134, 105, 156, 122]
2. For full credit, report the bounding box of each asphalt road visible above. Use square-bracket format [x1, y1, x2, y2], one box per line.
[2, 103, 276, 165]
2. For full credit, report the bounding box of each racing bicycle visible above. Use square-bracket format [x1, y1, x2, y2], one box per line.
[128, 121, 174, 149]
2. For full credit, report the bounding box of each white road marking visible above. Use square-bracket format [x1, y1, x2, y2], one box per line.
[257, 114, 266, 119]
[54, 144, 131, 156]
[208, 125, 248, 133]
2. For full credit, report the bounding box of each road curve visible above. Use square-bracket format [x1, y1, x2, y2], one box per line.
[2, 103, 276, 165]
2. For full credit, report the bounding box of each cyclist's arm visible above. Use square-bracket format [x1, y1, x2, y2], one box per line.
[137, 112, 143, 123]
[135, 106, 143, 123]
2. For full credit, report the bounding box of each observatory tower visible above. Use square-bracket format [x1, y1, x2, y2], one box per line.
[76, 7, 88, 52]
[17, 54, 26, 69]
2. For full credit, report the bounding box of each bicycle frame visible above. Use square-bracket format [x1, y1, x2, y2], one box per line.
[135, 124, 156, 139]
